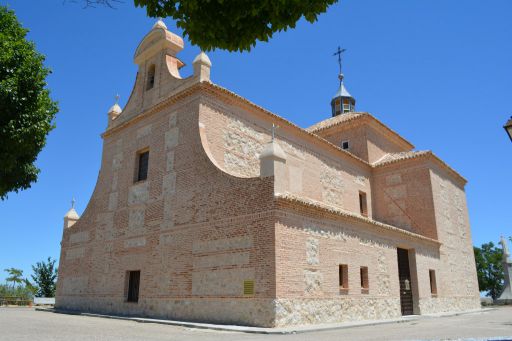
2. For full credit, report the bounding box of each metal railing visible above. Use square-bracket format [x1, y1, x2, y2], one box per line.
[0, 296, 32, 306]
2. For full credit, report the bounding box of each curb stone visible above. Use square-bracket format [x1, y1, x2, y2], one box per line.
[36, 307, 496, 335]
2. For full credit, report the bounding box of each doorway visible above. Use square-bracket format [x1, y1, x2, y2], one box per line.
[127, 270, 140, 303]
[397, 248, 414, 315]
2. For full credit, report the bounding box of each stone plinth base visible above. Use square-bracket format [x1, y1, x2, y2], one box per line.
[496, 298, 512, 305]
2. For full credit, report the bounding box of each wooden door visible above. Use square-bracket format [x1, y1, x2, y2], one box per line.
[397, 248, 414, 315]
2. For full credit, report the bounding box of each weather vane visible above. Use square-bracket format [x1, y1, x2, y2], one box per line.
[115, 94, 120, 104]
[71, 197, 76, 209]
[333, 46, 346, 85]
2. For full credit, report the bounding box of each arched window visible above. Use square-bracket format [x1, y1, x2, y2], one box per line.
[146, 64, 156, 90]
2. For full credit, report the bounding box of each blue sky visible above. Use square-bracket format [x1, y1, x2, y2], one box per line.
[1, 0, 511, 283]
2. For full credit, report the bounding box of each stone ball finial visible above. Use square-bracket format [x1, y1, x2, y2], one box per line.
[193, 51, 212, 67]
[107, 96, 122, 127]
[108, 103, 122, 115]
[193, 51, 212, 82]
[63, 198, 80, 228]
[152, 18, 167, 30]
[64, 207, 79, 220]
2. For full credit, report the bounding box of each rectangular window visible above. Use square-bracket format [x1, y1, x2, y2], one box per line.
[429, 269, 437, 296]
[359, 191, 368, 217]
[136, 150, 149, 182]
[339, 264, 348, 291]
[127, 270, 140, 303]
[146, 64, 155, 90]
[360, 266, 369, 293]
[341, 140, 350, 150]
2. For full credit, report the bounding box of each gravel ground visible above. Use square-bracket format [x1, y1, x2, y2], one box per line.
[0, 306, 511, 341]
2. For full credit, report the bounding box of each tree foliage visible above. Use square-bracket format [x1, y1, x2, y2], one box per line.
[474, 242, 504, 300]
[4, 268, 23, 289]
[0, 6, 58, 199]
[31, 257, 58, 297]
[0, 283, 34, 302]
[23, 278, 38, 296]
[83, 0, 338, 51]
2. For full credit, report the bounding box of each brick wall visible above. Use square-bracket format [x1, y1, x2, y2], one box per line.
[56, 92, 279, 327]
[198, 93, 373, 218]
[372, 160, 438, 239]
[316, 119, 410, 164]
[56, 22, 480, 326]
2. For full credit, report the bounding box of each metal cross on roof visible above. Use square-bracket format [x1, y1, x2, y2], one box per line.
[333, 46, 346, 74]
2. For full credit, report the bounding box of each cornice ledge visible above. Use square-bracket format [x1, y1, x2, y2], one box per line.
[372, 151, 467, 186]
[102, 81, 371, 169]
[200, 83, 370, 168]
[102, 82, 206, 138]
[275, 192, 441, 246]
[308, 113, 415, 150]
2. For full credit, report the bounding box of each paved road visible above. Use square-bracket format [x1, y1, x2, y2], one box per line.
[0, 307, 511, 341]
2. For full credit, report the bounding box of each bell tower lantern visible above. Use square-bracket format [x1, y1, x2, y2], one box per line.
[331, 47, 356, 117]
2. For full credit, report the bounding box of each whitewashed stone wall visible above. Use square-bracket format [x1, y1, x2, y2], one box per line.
[55, 296, 276, 327]
[223, 118, 265, 177]
[162, 112, 178, 229]
[201, 102, 371, 216]
[320, 164, 345, 207]
[418, 297, 480, 314]
[430, 169, 480, 302]
[192, 234, 254, 296]
[274, 298, 401, 326]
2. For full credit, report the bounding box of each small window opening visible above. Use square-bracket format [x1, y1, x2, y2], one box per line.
[429, 269, 437, 296]
[343, 98, 352, 113]
[127, 270, 140, 303]
[136, 150, 149, 182]
[359, 191, 368, 217]
[339, 264, 348, 291]
[146, 64, 156, 90]
[341, 140, 350, 150]
[360, 266, 369, 293]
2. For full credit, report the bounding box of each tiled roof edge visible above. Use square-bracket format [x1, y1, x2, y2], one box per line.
[307, 113, 415, 150]
[103, 81, 371, 168]
[202, 82, 370, 167]
[373, 151, 467, 185]
[275, 193, 441, 245]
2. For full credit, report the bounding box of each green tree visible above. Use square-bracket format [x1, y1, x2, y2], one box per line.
[0, 6, 58, 199]
[31, 257, 58, 297]
[4, 268, 23, 289]
[81, 0, 337, 52]
[474, 242, 504, 300]
[23, 278, 38, 296]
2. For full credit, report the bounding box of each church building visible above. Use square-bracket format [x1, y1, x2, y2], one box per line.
[56, 20, 480, 327]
